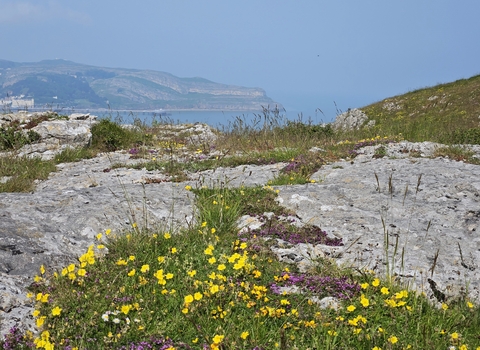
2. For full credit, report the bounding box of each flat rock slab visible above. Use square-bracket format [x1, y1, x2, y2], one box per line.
[276, 157, 480, 304]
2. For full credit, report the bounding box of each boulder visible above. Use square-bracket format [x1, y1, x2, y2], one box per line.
[332, 108, 374, 130]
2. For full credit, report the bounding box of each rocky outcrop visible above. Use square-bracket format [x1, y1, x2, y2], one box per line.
[332, 108, 375, 130]
[1, 112, 97, 160]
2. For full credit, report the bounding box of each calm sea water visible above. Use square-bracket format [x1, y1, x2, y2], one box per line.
[94, 109, 328, 128]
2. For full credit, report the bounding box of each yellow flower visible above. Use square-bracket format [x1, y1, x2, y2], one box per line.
[380, 287, 389, 295]
[212, 334, 224, 344]
[164, 232, 171, 239]
[204, 245, 214, 255]
[360, 295, 370, 307]
[171, 247, 177, 254]
[201, 221, 207, 227]
[372, 347, 382, 350]
[241, 331, 249, 339]
[129, 255, 136, 261]
[121, 305, 132, 315]
[217, 264, 226, 271]
[361, 282, 369, 289]
[372, 278, 380, 287]
[34, 275, 42, 283]
[208, 257, 217, 264]
[467, 301, 474, 308]
[67, 264, 75, 273]
[182, 308, 189, 314]
[141, 264, 150, 273]
[347, 305, 356, 312]
[36, 316, 46, 327]
[77, 269, 86, 277]
[38, 293, 49, 303]
[184, 295, 194, 304]
[166, 273, 174, 279]
[442, 303, 449, 311]
[185, 185, 192, 191]
[105, 229, 112, 235]
[96, 233, 102, 240]
[328, 330, 338, 336]
[40, 265, 45, 275]
[194, 292, 203, 301]
[192, 338, 198, 343]
[157, 256, 165, 263]
[187, 270, 197, 277]
[51, 306, 62, 316]
[128, 269, 136, 277]
[451, 332, 459, 340]
[388, 335, 398, 344]
[211, 228, 216, 234]
[116, 259, 127, 266]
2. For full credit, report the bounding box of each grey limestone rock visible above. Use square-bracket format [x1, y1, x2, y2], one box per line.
[276, 156, 480, 305]
[331, 108, 373, 130]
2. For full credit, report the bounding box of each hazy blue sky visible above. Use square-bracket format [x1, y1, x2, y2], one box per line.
[1, 1, 479, 121]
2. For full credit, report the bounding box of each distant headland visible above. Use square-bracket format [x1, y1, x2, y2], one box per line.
[0, 59, 280, 111]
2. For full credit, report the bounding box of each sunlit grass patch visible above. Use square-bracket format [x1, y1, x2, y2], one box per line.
[0, 155, 56, 192]
[433, 145, 480, 164]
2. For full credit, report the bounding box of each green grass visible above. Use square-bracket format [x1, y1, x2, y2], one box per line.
[3, 76, 480, 348]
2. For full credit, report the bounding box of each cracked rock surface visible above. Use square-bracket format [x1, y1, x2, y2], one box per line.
[275, 156, 480, 306]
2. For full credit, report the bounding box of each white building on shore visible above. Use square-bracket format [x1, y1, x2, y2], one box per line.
[0, 96, 34, 109]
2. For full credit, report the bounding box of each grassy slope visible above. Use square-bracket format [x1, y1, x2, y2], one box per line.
[356, 74, 480, 143]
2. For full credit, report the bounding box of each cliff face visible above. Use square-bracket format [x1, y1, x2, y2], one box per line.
[0, 59, 279, 110]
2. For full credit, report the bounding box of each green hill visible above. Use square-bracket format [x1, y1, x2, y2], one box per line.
[359, 74, 480, 143]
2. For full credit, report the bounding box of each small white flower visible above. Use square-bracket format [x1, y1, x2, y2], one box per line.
[113, 318, 120, 324]
[134, 318, 140, 323]
[102, 313, 109, 322]
[125, 317, 130, 325]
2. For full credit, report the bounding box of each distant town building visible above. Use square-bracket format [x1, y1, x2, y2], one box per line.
[0, 96, 34, 109]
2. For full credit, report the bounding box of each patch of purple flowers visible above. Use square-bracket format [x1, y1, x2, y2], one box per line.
[349, 139, 396, 157]
[281, 154, 323, 176]
[270, 272, 360, 300]
[1, 327, 34, 349]
[116, 336, 186, 350]
[242, 215, 343, 246]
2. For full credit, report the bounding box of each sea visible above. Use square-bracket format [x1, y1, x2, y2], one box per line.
[90, 108, 330, 129]
[8, 107, 332, 128]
